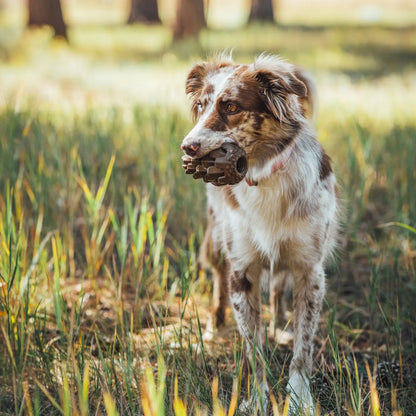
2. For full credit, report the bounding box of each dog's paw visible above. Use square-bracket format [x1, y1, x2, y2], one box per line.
[287, 372, 315, 415]
[238, 381, 269, 416]
[238, 398, 268, 416]
[267, 326, 293, 345]
[202, 315, 215, 341]
[238, 398, 251, 415]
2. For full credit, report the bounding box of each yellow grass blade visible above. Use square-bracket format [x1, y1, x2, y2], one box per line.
[103, 392, 120, 416]
[270, 392, 280, 416]
[23, 381, 34, 416]
[365, 362, 380, 416]
[95, 155, 115, 207]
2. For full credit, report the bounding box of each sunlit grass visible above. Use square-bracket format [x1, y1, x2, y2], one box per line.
[1, 103, 414, 414]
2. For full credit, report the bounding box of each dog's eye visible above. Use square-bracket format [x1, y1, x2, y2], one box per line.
[226, 102, 239, 114]
[196, 101, 203, 113]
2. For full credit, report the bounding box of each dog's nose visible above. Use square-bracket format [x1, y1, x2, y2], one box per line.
[181, 142, 200, 157]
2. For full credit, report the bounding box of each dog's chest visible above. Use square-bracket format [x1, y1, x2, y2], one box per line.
[226, 184, 304, 260]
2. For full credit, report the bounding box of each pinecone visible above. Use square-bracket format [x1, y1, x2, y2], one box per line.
[182, 143, 248, 186]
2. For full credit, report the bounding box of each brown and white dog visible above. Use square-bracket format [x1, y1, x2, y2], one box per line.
[181, 54, 339, 415]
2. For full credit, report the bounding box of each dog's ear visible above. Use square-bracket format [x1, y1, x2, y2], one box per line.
[185, 63, 208, 98]
[186, 63, 208, 120]
[293, 68, 317, 121]
[254, 68, 308, 122]
[255, 69, 307, 97]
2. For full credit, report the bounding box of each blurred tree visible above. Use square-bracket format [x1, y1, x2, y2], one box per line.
[249, 0, 275, 22]
[27, 0, 67, 40]
[173, 0, 206, 40]
[128, 0, 161, 24]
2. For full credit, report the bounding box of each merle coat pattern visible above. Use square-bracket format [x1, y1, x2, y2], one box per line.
[181, 54, 339, 415]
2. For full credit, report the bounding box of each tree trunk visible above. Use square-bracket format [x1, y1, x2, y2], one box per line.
[128, 0, 161, 24]
[27, 0, 67, 39]
[173, 0, 206, 40]
[249, 0, 275, 22]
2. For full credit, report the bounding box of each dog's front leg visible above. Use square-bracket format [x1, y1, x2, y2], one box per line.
[288, 265, 325, 415]
[229, 266, 268, 415]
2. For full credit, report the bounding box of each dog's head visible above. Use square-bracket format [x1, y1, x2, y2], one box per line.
[181, 54, 315, 169]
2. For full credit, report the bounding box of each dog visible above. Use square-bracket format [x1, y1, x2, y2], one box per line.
[181, 54, 339, 414]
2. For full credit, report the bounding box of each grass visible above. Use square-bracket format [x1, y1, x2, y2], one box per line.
[0, 1, 416, 414]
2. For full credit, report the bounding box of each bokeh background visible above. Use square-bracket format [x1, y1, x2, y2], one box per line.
[0, 1, 415, 415]
[1, 0, 416, 112]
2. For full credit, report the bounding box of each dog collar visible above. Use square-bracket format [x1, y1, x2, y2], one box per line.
[245, 178, 258, 186]
[245, 143, 295, 187]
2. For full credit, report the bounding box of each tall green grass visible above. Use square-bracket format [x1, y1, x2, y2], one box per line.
[1, 101, 414, 414]
[0, 105, 205, 415]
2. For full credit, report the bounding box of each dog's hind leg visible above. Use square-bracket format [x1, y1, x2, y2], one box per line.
[199, 209, 229, 328]
[211, 249, 229, 328]
[269, 271, 288, 332]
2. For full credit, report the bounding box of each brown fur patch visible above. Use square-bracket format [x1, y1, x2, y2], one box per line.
[242, 128, 296, 165]
[186, 64, 207, 97]
[254, 69, 307, 98]
[319, 151, 333, 180]
[233, 64, 249, 76]
[234, 74, 269, 113]
[252, 113, 265, 131]
[224, 186, 239, 210]
[203, 83, 214, 95]
[204, 112, 227, 131]
[231, 272, 252, 293]
[233, 302, 241, 311]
